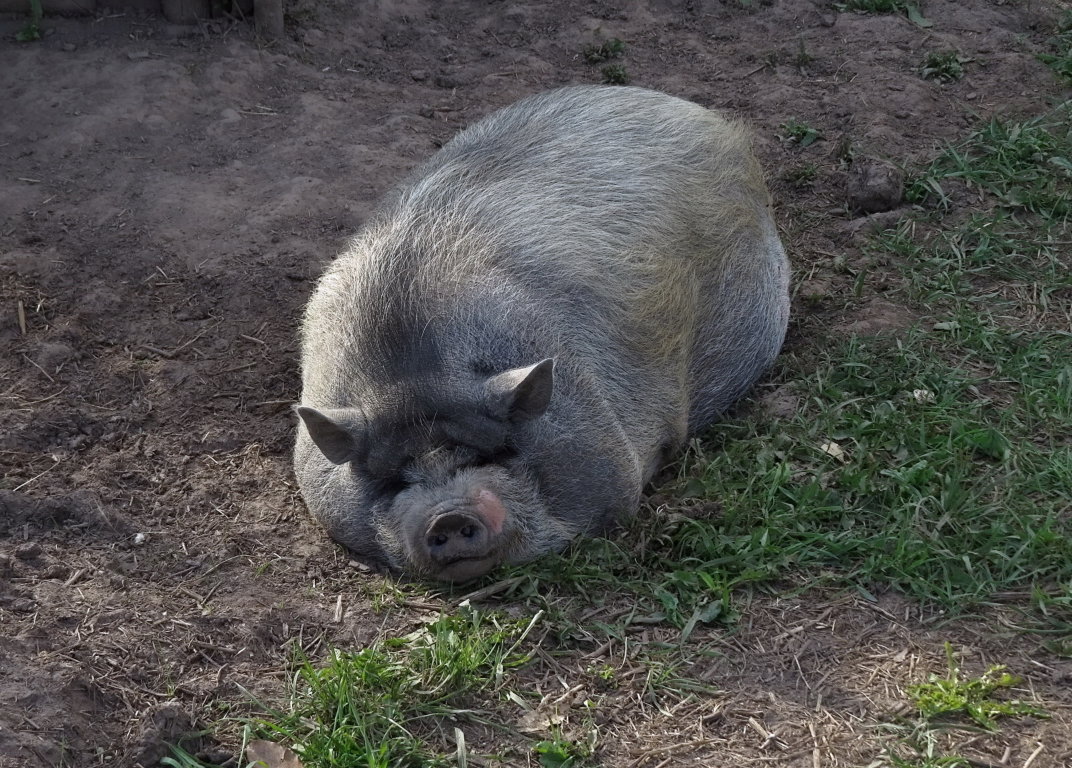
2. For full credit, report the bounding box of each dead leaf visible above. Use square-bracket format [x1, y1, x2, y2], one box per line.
[819, 441, 847, 462]
[912, 389, 935, 403]
[246, 740, 303, 768]
[518, 709, 565, 734]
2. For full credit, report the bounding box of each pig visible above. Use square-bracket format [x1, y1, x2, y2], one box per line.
[294, 85, 790, 582]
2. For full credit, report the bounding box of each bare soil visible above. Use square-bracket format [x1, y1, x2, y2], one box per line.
[1, 1, 1070, 766]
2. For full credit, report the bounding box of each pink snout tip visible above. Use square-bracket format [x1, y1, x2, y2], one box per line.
[475, 489, 506, 534]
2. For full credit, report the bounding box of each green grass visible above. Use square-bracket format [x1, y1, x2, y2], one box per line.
[582, 38, 625, 64]
[1038, 11, 1072, 83]
[779, 118, 823, 148]
[600, 64, 629, 85]
[16, 0, 43, 41]
[242, 610, 539, 767]
[909, 644, 1045, 729]
[919, 51, 966, 82]
[163, 745, 221, 768]
[678, 333, 1068, 604]
[835, 0, 932, 27]
[907, 102, 1072, 217]
[878, 644, 1046, 766]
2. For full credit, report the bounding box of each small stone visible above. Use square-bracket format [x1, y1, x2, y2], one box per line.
[14, 542, 41, 560]
[42, 564, 67, 580]
[799, 278, 832, 301]
[843, 209, 906, 240]
[61, 42, 77, 52]
[847, 159, 904, 215]
[35, 342, 74, 372]
[135, 702, 198, 767]
[127, 50, 151, 60]
[759, 385, 800, 420]
[434, 73, 463, 89]
[912, 389, 936, 404]
[410, 69, 428, 81]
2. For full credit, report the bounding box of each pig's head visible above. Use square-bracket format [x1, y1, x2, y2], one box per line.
[295, 358, 579, 582]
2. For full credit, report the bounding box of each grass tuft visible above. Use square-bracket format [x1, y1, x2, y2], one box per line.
[783, 163, 819, 187]
[16, 0, 43, 41]
[582, 37, 625, 64]
[244, 610, 537, 767]
[779, 118, 823, 148]
[907, 102, 1072, 216]
[919, 51, 966, 82]
[835, 0, 932, 27]
[533, 730, 594, 767]
[600, 64, 629, 85]
[1038, 11, 1072, 83]
[878, 645, 1047, 766]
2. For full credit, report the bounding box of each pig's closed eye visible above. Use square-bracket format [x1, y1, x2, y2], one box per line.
[352, 459, 411, 495]
[445, 443, 511, 470]
[376, 476, 408, 495]
[474, 445, 517, 467]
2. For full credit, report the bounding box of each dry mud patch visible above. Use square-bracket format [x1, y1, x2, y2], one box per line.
[2, 1, 1070, 765]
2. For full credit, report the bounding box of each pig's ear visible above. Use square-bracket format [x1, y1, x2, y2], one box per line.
[296, 406, 366, 465]
[486, 359, 555, 422]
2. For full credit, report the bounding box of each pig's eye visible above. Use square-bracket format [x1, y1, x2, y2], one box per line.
[357, 458, 412, 495]
[447, 442, 514, 469]
[474, 445, 517, 467]
[376, 476, 408, 495]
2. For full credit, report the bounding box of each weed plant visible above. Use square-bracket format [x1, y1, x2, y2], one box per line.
[835, 0, 931, 27]
[920, 51, 966, 82]
[909, 648, 1045, 729]
[780, 118, 823, 147]
[16, 0, 42, 41]
[600, 64, 629, 85]
[783, 163, 819, 187]
[879, 644, 1046, 766]
[1038, 11, 1072, 83]
[583, 38, 625, 64]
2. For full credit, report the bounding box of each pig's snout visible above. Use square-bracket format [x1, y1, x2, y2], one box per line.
[400, 485, 513, 581]
[425, 511, 490, 563]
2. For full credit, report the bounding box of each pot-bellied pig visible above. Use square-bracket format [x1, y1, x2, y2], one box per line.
[295, 86, 790, 582]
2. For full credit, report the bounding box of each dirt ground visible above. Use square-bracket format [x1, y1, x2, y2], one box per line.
[1, 1, 1070, 766]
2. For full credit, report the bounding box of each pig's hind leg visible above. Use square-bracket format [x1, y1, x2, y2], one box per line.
[686, 218, 790, 433]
